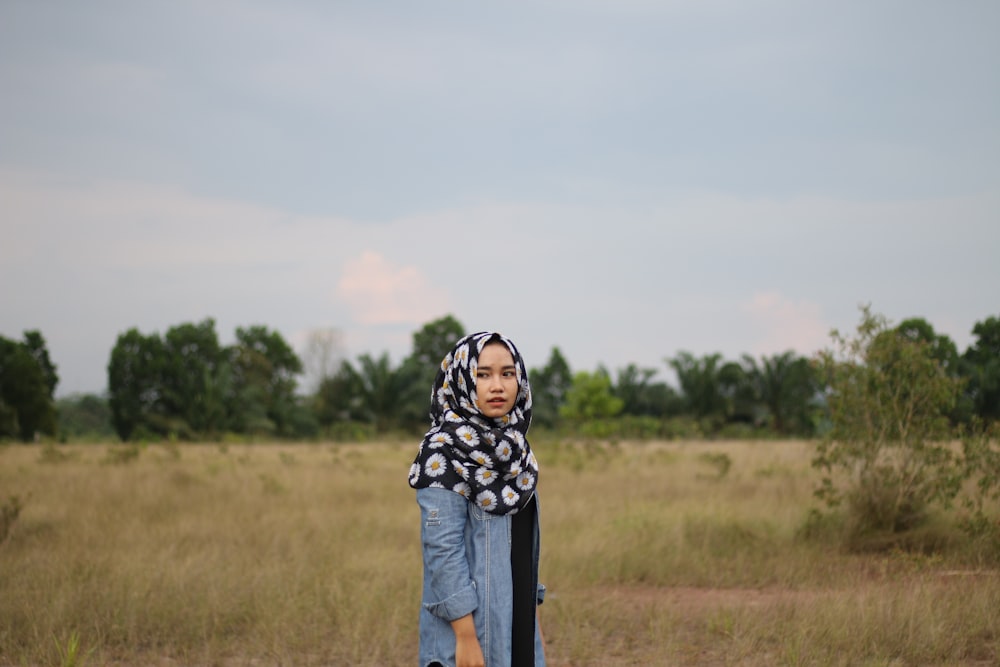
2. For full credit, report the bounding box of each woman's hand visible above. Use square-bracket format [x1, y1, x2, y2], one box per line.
[451, 614, 484, 667]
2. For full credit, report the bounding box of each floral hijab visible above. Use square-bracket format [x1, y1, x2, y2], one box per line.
[408, 331, 538, 515]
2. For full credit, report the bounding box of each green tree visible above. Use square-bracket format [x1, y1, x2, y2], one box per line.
[613, 364, 682, 418]
[228, 325, 303, 436]
[160, 319, 224, 435]
[718, 359, 753, 425]
[529, 347, 573, 428]
[407, 314, 465, 373]
[667, 352, 734, 428]
[314, 359, 367, 429]
[742, 351, 818, 436]
[109, 321, 306, 440]
[0, 332, 58, 441]
[896, 317, 970, 424]
[360, 352, 411, 431]
[813, 306, 964, 542]
[326, 352, 414, 432]
[22, 331, 59, 397]
[397, 315, 465, 429]
[963, 315, 1000, 423]
[896, 318, 960, 374]
[56, 393, 115, 440]
[613, 364, 656, 416]
[107, 328, 166, 441]
[560, 369, 624, 421]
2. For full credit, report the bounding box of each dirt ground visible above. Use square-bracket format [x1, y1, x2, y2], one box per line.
[544, 579, 999, 667]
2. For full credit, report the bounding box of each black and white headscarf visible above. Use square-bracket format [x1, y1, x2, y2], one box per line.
[408, 331, 538, 515]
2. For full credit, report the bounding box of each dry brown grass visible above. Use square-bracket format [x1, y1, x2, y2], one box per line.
[1, 439, 997, 666]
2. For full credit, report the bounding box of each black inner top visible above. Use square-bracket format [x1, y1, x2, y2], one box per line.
[510, 494, 537, 666]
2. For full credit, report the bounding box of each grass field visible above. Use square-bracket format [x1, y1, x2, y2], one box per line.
[1, 439, 998, 666]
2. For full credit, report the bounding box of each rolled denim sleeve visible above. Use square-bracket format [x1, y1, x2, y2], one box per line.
[417, 487, 479, 621]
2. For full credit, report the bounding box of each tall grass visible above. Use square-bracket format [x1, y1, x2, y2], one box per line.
[1, 439, 997, 666]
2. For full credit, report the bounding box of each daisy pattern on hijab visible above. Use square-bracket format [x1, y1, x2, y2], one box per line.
[408, 332, 537, 515]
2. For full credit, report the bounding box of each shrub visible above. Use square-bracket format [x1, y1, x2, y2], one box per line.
[38, 443, 76, 464]
[102, 443, 142, 465]
[1, 494, 24, 545]
[812, 306, 965, 544]
[957, 421, 1000, 561]
[696, 452, 732, 480]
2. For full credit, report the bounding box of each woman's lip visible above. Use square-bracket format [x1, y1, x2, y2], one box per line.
[488, 398, 506, 404]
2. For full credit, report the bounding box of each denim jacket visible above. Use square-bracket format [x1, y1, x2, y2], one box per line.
[417, 486, 546, 667]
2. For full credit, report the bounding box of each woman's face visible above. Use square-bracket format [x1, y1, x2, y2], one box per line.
[474, 342, 519, 418]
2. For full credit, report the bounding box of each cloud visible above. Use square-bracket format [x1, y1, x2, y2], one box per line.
[336, 251, 450, 326]
[741, 292, 830, 358]
[0, 168, 366, 272]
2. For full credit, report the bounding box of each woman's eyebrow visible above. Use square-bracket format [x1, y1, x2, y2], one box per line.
[478, 364, 517, 371]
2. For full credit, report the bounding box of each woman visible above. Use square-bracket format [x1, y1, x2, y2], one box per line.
[409, 332, 545, 667]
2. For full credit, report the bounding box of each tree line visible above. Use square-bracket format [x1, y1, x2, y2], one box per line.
[2, 310, 999, 443]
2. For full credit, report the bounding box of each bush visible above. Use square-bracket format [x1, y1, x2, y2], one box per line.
[102, 444, 142, 465]
[696, 452, 732, 480]
[957, 421, 1000, 561]
[38, 443, 77, 464]
[1, 495, 24, 545]
[813, 306, 965, 545]
[325, 421, 377, 442]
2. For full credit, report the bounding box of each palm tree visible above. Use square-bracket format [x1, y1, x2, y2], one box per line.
[741, 351, 817, 436]
[668, 352, 733, 427]
[327, 352, 419, 432]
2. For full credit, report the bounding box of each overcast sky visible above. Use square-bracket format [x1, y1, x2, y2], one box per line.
[2, 0, 998, 396]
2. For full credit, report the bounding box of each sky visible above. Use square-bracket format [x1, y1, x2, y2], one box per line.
[2, 0, 998, 397]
